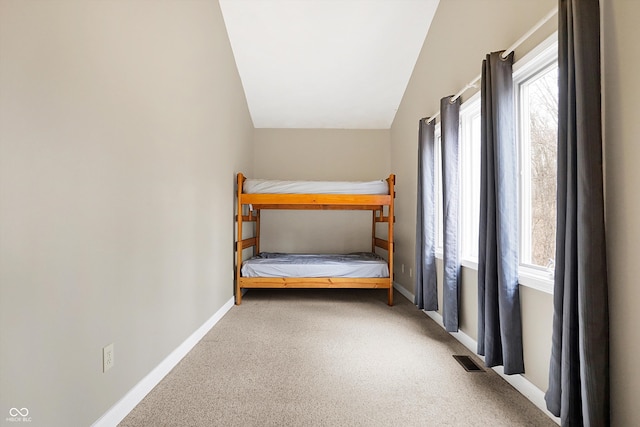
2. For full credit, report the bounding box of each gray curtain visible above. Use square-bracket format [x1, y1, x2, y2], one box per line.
[477, 51, 524, 375]
[441, 97, 461, 332]
[415, 118, 438, 311]
[545, 0, 610, 424]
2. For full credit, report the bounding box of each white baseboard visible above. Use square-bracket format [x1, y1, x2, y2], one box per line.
[393, 281, 415, 302]
[393, 282, 560, 425]
[92, 297, 236, 427]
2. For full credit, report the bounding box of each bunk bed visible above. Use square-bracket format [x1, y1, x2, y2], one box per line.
[234, 173, 396, 305]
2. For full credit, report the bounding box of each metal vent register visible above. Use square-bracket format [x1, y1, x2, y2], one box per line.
[453, 355, 484, 372]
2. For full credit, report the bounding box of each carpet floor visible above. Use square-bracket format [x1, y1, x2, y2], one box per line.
[119, 289, 556, 427]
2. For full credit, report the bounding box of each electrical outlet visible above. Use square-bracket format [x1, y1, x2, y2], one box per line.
[103, 343, 114, 372]
[401, 264, 405, 273]
[409, 268, 413, 277]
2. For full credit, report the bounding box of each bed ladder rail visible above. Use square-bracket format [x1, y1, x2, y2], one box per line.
[374, 238, 390, 251]
[236, 237, 257, 251]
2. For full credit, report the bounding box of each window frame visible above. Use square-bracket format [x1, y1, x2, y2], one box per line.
[434, 123, 444, 257]
[513, 33, 558, 294]
[432, 33, 558, 295]
[459, 92, 482, 269]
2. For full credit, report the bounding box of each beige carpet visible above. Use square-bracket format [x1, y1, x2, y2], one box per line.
[119, 289, 556, 427]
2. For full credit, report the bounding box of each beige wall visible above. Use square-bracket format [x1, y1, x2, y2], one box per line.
[0, 1, 253, 426]
[390, 0, 557, 392]
[253, 129, 390, 253]
[602, 0, 640, 425]
[435, 262, 553, 391]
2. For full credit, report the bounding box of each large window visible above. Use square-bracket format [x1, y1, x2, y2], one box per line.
[432, 35, 558, 293]
[460, 95, 481, 263]
[514, 36, 558, 280]
[435, 124, 443, 253]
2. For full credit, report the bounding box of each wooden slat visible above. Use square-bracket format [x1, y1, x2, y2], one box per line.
[374, 238, 389, 251]
[235, 237, 257, 252]
[235, 215, 257, 222]
[239, 277, 392, 289]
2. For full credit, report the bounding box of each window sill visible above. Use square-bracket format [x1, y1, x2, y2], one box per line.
[461, 258, 478, 270]
[433, 255, 553, 294]
[518, 266, 554, 294]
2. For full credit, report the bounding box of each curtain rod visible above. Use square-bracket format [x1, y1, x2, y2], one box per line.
[501, 8, 558, 60]
[426, 7, 558, 124]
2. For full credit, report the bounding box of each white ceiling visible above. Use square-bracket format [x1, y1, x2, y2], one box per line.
[219, 0, 439, 129]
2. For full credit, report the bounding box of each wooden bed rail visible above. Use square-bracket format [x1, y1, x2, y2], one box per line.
[241, 194, 390, 210]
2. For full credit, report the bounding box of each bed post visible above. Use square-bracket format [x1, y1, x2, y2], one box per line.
[371, 210, 376, 253]
[387, 174, 395, 306]
[255, 209, 261, 255]
[236, 173, 244, 305]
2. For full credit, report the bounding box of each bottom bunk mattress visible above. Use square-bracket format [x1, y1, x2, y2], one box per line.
[241, 252, 389, 278]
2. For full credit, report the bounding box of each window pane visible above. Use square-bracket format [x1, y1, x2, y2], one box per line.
[435, 128, 443, 251]
[520, 65, 558, 268]
[460, 101, 481, 261]
[469, 113, 481, 258]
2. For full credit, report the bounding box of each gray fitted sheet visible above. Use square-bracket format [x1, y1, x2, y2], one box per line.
[243, 179, 388, 195]
[241, 252, 389, 278]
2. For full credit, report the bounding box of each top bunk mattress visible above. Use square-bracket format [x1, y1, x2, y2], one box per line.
[241, 252, 389, 278]
[243, 178, 388, 195]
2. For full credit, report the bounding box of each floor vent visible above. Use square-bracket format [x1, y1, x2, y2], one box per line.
[453, 355, 484, 372]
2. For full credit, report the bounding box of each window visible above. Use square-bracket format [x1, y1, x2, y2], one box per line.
[518, 64, 558, 268]
[433, 34, 558, 295]
[460, 94, 481, 263]
[434, 124, 443, 254]
[514, 34, 558, 288]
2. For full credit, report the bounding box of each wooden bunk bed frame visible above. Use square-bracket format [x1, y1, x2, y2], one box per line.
[235, 173, 396, 306]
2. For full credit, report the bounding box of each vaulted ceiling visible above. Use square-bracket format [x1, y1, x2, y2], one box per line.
[219, 0, 440, 129]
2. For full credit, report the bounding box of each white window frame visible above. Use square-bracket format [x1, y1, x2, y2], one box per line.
[432, 33, 558, 297]
[513, 32, 558, 294]
[434, 123, 443, 258]
[459, 92, 481, 269]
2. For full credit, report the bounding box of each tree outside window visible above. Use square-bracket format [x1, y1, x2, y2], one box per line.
[520, 64, 558, 269]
